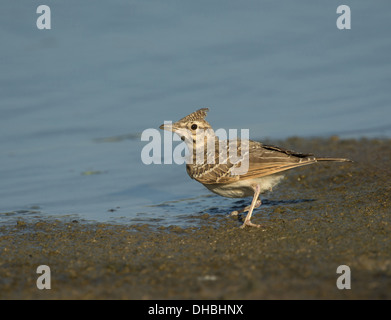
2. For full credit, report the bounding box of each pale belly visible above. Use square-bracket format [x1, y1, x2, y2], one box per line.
[203, 174, 284, 198]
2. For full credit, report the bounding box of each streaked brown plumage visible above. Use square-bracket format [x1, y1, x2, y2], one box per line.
[160, 108, 352, 228]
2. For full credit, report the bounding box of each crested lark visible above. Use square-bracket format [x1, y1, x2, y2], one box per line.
[160, 108, 352, 228]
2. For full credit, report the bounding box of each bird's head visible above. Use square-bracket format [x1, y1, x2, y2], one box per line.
[159, 108, 214, 146]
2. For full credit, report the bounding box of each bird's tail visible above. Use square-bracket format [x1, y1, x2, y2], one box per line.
[316, 157, 353, 162]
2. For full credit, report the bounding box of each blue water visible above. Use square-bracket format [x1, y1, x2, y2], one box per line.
[1, 0, 390, 226]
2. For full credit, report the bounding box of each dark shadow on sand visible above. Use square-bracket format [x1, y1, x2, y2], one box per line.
[232, 198, 316, 208]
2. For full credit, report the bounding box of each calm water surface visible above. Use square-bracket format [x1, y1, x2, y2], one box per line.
[1, 1, 390, 226]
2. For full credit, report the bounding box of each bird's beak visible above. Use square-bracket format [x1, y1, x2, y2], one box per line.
[159, 122, 189, 142]
[159, 122, 175, 132]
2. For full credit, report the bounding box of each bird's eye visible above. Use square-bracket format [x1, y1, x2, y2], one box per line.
[191, 124, 198, 130]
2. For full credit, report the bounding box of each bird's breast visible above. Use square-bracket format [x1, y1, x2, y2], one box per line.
[203, 174, 284, 198]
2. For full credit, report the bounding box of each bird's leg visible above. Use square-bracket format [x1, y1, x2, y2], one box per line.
[240, 184, 262, 228]
[230, 200, 261, 216]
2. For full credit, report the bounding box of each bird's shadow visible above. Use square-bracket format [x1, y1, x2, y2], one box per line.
[233, 198, 316, 208]
[231, 198, 317, 223]
[205, 198, 316, 215]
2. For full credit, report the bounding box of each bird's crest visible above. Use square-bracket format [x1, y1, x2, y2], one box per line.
[178, 108, 209, 123]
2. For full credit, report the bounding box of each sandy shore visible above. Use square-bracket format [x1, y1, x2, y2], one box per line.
[1, 137, 390, 299]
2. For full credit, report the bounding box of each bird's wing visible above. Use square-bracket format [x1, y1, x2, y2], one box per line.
[236, 141, 317, 179]
[242, 141, 351, 179]
[239, 141, 318, 179]
[187, 140, 317, 184]
[186, 139, 240, 184]
[186, 140, 351, 185]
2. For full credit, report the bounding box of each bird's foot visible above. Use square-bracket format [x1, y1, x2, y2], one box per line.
[230, 200, 261, 217]
[240, 220, 263, 229]
[230, 207, 248, 216]
[230, 210, 240, 216]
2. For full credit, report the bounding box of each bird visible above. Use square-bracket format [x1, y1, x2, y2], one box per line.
[159, 108, 352, 228]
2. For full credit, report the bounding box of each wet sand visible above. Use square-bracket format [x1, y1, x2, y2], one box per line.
[1, 137, 390, 299]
